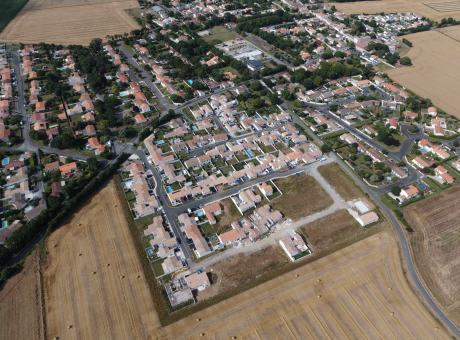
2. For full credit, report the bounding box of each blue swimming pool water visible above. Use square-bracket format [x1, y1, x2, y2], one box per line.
[1, 157, 10, 166]
[245, 149, 254, 158]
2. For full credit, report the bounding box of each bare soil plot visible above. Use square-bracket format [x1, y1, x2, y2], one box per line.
[213, 198, 241, 234]
[271, 174, 333, 220]
[159, 232, 449, 339]
[404, 185, 460, 324]
[0, 250, 43, 340]
[300, 209, 385, 254]
[386, 29, 460, 119]
[197, 245, 289, 301]
[43, 180, 160, 340]
[0, 0, 140, 45]
[318, 163, 363, 200]
[334, 0, 460, 21]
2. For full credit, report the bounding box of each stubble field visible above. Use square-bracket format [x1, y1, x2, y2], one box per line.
[386, 28, 460, 119]
[0, 250, 43, 340]
[160, 231, 449, 338]
[334, 0, 460, 21]
[404, 185, 460, 324]
[0, 178, 451, 339]
[43, 180, 160, 340]
[0, 0, 140, 45]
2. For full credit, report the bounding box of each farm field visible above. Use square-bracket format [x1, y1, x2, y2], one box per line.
[0, 250, 43, 340]
[333, 0, 460, 21]
[0, 0, 29, 32]
[318, 163, 364, 201]
[0, 0, 140, 45]
[387, 28, 460, 119]
[271, 174, 333, 220]
[43, 180, 160, 340]
[404, 186, 460, 324]
[159, 231, 449, 338]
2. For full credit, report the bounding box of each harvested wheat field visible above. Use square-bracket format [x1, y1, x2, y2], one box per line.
[159, 232, 449, 339]
[333, 0, 460, 21]
[404, 186, 460, 324]
[0, 0, 140, 45]
[0, 250, 44, 340]
[43, 180, 160, 340]
[387, 29, 460, 119]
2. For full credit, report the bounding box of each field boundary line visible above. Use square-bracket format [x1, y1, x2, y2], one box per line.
[22, 0, 137, 12]
[37, 251, 47, 340]
[435, 28, 460, 43]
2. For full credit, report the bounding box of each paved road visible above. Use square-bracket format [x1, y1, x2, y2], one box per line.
[134, 149, 195, 259]
[308, 105, 423, 192]
[7, 46, 90, 162]
[244, 33, 294, 71]
[330, 153, 460, 338]
[191, 160, 345, 269]
[118, 43, 175, 112]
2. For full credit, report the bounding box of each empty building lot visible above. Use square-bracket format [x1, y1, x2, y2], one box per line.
[159, 232, 449, 339]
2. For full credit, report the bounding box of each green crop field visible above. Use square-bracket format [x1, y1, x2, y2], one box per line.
[0, 0, 28, 32]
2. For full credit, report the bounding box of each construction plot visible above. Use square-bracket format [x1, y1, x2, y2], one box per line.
[159, 232, 449, 338]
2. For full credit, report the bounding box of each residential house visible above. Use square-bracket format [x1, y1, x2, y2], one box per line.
[279, 231, 311, 261]
[185, 272, 211, 291]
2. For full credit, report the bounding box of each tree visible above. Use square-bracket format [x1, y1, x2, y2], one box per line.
[87, 157, 99, 172]
[320, 144, 332, 153]
[391, 186, 401, 196]
[400, 56, 412, 66]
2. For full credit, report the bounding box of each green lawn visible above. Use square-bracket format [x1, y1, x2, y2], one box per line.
[202, 26, 239, 44]
[0, 0, 28, 32]
[151, 259, 165, 277]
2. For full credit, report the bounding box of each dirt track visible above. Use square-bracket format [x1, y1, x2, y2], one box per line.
[0, 180, 452, 339]
[159, 232, 449, 339]
[0, 0, 139, 45]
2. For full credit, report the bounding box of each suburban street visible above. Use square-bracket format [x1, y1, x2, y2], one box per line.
[2, 12, 459, 338]
[330, 153, 460, 338]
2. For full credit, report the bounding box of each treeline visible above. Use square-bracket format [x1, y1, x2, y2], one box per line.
[398, 24, 431, 36]
[0, 154, 129, 288]
[236, 10, 293, 32]
[290, 58, 373, 90]
[437, 17, 460, 28]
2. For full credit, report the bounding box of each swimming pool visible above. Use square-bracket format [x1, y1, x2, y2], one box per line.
[1, 157, 10, 166]
[245, 149, 254, 158]
[166, 186, 173, 193]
